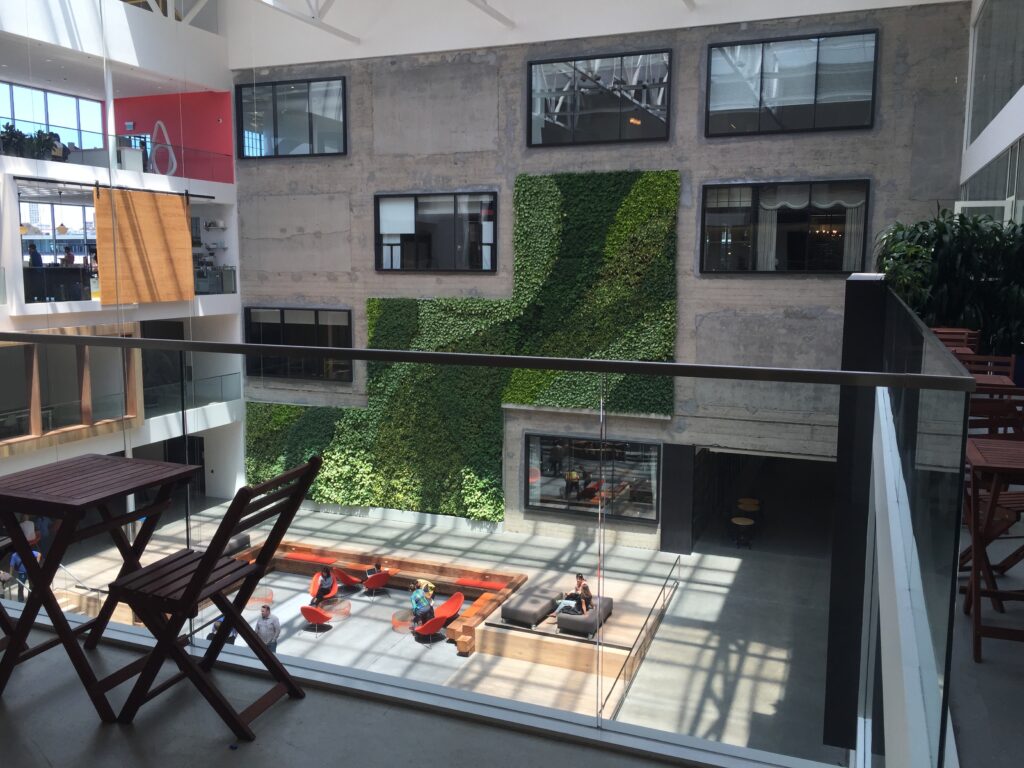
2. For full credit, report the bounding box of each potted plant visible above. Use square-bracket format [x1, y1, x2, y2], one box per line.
[27, 130, 56, 160]
[0, 122, 27, 157]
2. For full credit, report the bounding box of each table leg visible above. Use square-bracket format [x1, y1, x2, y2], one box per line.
[970, 469, 982, 661]
[0, 510, 115, 720]
[84, 487, 172, 650]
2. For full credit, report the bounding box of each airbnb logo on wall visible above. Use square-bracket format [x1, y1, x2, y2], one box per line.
[148, 119, 177, 176]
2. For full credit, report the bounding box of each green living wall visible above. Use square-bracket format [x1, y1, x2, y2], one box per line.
[246, 170, 679, 521]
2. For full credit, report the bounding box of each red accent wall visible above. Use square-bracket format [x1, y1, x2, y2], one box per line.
[113, 91, 234, 184]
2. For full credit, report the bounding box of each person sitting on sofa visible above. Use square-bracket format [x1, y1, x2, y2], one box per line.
[553, 573, 592, 616]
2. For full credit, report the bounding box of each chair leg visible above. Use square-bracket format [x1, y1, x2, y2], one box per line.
[118, 606, 189, 725]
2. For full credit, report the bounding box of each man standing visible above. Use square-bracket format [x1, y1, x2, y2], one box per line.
[254, 604, 281, 653]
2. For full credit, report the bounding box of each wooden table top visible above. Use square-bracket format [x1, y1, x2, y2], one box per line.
[966, 438, 1024, 474]
[973, 374, 1015, 387]
[0, 454, 200, 518]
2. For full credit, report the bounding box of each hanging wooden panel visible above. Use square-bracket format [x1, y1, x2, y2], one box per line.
[94, 188, 195, 305]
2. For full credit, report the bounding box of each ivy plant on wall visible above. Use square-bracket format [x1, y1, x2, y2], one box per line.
[247, 170, 679, 521]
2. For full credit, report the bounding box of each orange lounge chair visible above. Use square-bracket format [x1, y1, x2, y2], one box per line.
[434, 591, 465, 624]
[308, 572, 338, 602]
[413, 614, 447, 643]
[300, 605, 333, 636]
[332, 568, 364, 588]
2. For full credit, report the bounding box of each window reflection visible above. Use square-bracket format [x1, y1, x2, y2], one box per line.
[526, 434, 660, 521]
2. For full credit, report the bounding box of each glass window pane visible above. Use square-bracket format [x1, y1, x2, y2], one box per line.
[240, 85, 274, 157]
[619, 52, 670, 140]
[455, 193, 496, 271]
[309, 80, 344, 154]
[379, 197, 416, 234]
[708, 44, 762, 135]
[89, 346, 126, 422]
[0, 82, 12, 125]
[530, 62, 575, 145]
[38, 344, 82, 430]
[415, 196, 456, 270]
[703, 187, 755, 272]
[0, 346, 30, 441]
[274, 82, 310, 156]
[318, 310, 352, 382]
[283, 309, 317, 377]
[815, 34, 876, 129]
[246, 308, 283, 376]
[46, 92, 80, 145]
[573, 56, 621, 143]
[12, 85, 46, 135]
[965, 149, 1010, 199]
[970, 0, 1024, 141]
[760, 39, 818, 131]
[78, 99, 103, 149]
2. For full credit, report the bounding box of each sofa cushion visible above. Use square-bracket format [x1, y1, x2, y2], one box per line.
[283, 552, 335, 565]
[501, 593, 557, 628]
[557, 597, 613, 637]
[456, 577, 508, 591]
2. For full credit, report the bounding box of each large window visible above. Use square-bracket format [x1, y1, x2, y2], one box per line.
[701, 181, 869, 273]
[244, 308, 353, 383]
[529, 51, 670, 146]
[970, 0, 1024, 142]
[525, 434, 660, 522]
[706, 32, 877, 136]
[375, 193, 497, 272]
[0, 81, 104, 149]
[236, 79, 346, 158]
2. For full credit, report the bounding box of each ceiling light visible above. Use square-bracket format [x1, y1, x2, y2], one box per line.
[628, 117, 642, 126]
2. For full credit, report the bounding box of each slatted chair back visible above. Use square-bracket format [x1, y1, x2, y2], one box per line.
[970, 392, 1024, 439]
[933, 328, 980, 352]
[182, 456, 322, 609]
[957, 354, 1016, 377]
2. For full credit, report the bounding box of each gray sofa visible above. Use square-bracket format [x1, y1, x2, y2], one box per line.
[501, 593, 558, 628]
[556, 597, 613, 638]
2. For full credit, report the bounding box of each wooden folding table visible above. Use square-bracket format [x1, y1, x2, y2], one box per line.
[965, 438, 1024, 661]
[0, 454, 199, 720]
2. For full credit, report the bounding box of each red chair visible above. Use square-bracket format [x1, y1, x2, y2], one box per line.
[308, 572, 338, 603]
[413, 614, 447, 644]
[362, 570, 391, 599]
[434, 591, 465, 623]
[300, 605, 333, 637]
[331, 568, 364, 589]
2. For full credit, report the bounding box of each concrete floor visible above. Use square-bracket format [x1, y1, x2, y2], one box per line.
[0, 631, 683, 768]
[948, 521, 1024, 768]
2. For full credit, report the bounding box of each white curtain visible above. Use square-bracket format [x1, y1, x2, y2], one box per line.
[843, 204, 866, 271]
[757, 207, 778, 270]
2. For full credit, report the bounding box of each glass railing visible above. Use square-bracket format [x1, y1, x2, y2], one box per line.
[0, 120, 233, 184]
[0, 266, 6, 304]
[0, 326, 972, 768]
[22, 265, 93, 303]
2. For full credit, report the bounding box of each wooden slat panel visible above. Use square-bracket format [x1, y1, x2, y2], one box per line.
[94, 188, 195, 305]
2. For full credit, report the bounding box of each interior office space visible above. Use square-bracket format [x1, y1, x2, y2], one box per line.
[0, 1, 1020, 767]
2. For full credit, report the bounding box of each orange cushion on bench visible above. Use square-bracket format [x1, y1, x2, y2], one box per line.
[283, 552, 336, 565]
[456, 577, 507, 590]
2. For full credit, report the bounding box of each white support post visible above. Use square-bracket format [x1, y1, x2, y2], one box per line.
[248, 0, 360, 42]
[182, 0, 212, 25]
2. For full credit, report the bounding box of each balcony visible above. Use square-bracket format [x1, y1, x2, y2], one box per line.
[0, 281, 976, 767]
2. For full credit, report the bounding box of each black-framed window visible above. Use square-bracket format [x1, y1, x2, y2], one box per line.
[706, 31, 877, 137]
[525, 434, 660, 522]
[528, 50, 670, 146]
[244, 308, 353, 382]
[700, 180, 870, 273]
[375, 193, 497, 272]
[235, 78, 346, 158]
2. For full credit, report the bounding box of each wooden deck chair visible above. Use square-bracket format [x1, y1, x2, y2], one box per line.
[108, 456, 322, 741]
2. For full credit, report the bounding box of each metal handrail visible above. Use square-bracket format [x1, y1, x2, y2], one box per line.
[0, 332, 976, 392]
[599, 556, 680, 718]
[56, 563, 108, 595]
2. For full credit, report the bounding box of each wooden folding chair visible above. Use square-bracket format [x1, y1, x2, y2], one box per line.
[108, 456, 322, 741]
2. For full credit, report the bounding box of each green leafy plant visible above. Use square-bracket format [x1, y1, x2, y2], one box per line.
[27, 130, 55, 160]
[876, 209, 1024, 354]
[0, 123, 27, 157]
[247, 170, 680, 521]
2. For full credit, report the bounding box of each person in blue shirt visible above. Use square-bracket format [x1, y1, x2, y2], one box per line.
[8, 550, 41, 602]
[409, 581, 434, 629]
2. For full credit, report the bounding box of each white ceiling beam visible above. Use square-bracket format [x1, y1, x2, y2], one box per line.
[182, 0, 211, 25]
[305, 0, 318, 16]
[465, 0, 515, 30]
[248, 0, 361, 43]
[680, 0, 696, 10]
[319, 0, 337, 18]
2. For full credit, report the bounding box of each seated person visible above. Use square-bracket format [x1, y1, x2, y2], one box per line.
[364, 560, 383, 578]
[410, 580, 434, 628]
[553, 572, 592, 616]
[308, 566, 335, 607]
[206, 615, 237, 645]
[8, 549, 41, 602]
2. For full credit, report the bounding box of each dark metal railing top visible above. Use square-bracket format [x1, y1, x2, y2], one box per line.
[0, 331, 975, 392]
